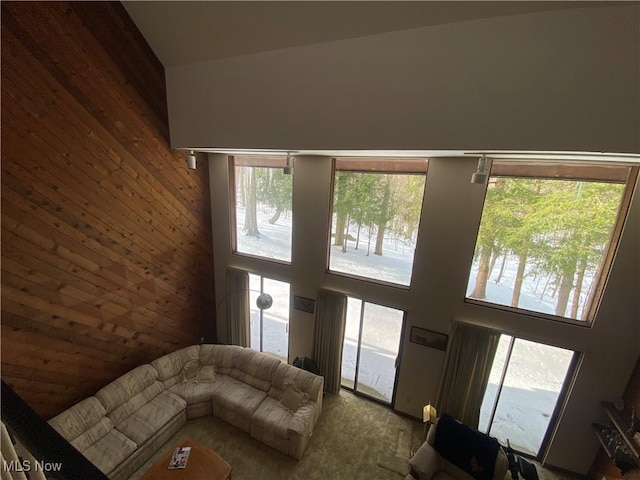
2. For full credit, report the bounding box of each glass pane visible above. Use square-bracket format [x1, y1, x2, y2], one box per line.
[467, 174, 625, 321]
[234, 165, 293, 262]
[487, 339, 574, 455]
[341, 297, 362, 389]
[262, 278, 290, 362]
[356, 302, 403, 403]
[478, 335, 512, 433]
[328, 171, 426, 286]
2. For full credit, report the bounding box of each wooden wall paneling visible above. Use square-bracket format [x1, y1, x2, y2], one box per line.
[1, 1, 216, 418]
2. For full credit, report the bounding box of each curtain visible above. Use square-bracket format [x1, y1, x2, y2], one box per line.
[312, 289, 347, 393]
[436, 321, 501, 428]
[225, 267, 250, 347]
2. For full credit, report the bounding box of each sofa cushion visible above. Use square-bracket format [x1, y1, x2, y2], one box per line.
[95, 364, 160, 421]
[196, 365, 216, 383]
[181, 359, 200, 382]
[200, 344, 242, 374]
[82, 428, 137, 476]
[252, 396, 315, 439]
[278, 385, 308, 413]
[269, 363, 323, 402]
[211, 376, 266, 418]
[115, 390, 186, 445]
[49, 397, 106, 443]
[169, 381, 219, 405]
[230, 348, 281, 392]
[151, 345, 200, 388]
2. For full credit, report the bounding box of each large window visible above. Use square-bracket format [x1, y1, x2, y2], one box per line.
[466, 162, 637, 323]
[328, 158, 427, 287]
[249, 273, 290, 362]
[478, 335, 577, 458]
[231, 156, 293, 263]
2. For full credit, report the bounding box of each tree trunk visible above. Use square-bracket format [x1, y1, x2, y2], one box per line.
[335, 213, 346, 246]
[555, 264, 577, 317]
[342, 213, 350, 253]
[488, 249, 499, 280]
[268, 207, 282, 224]
[495, 254, 508, 283]
[570, 256, 587, 319]
[374, 180, 391, 256]
[244, 168, 260, 237]
[367, 223, 373, 256]
[470, 246, 492, 299]
[510, 250, 528, 308]
[355, 224, 361, 250]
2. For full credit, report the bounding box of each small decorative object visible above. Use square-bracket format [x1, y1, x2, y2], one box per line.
[410, 326, 448, 351]
[168, 446, 191, 469]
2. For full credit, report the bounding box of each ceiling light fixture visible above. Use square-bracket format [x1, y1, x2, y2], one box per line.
[471, 154, 490, 184]
[187, 150, 197, 170]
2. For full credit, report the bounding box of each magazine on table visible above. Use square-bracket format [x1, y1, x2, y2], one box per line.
[168, 446, 191, 469]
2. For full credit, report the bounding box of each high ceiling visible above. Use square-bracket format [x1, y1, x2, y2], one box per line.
[123, 1, 609, 68]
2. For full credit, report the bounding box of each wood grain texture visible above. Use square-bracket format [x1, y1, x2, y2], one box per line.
[1, 1, 216, 419]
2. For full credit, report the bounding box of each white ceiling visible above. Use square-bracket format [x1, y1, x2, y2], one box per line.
[122, 1, 608, 68]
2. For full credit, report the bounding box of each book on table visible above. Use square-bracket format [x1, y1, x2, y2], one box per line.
[168, 446, 191, 469]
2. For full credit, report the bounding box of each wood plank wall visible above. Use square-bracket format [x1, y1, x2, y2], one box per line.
[1, 1, 215, 419]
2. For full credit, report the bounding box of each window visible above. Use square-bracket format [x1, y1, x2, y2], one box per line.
[466, 162, 637, 323]
[341, 297, 404, 404]
[328, 158, 427, 286]
[249, 273, 290, 362]
[231, 156, 293, 263]
[478, 335, 577, 457]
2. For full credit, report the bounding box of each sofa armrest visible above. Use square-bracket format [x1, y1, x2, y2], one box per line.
[408, 442, 441, 480]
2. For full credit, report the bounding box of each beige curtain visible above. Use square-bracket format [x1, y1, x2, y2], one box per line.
[436, 321, 501, 428]
[225, 267, 250, 347]
[312, 289, 347, 393]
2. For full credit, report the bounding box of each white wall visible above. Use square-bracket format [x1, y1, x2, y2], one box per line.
[210, 154, 639, 474]
[169, 5, 639, 154]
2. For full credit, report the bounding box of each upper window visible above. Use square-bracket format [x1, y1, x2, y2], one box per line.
[328, 158, 427, 287]
[466, 161, 637, 323]
[231, 156, 293, 263]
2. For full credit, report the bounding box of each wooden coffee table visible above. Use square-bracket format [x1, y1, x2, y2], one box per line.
[141, 437, 232, 479]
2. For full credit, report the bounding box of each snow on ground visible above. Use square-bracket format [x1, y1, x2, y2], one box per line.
[234, 203, 573, 455]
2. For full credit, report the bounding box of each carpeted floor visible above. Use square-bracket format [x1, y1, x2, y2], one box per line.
[129, 390, 419, 480]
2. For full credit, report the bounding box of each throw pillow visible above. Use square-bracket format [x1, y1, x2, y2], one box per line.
[181, 359, 200, 383]
[196, 365, 216, 383]
[278, 386, 307, 413]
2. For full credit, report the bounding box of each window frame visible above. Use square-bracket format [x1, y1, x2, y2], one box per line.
[465, 161, 639, 326]
[326, 157, 429, 289]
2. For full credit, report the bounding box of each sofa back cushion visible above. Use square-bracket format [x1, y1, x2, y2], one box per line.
[200, 344, 242, 375]
[269, 363, 323, 402]
[230, 348, 281, 392]
[95, 364, 163, 426]
[49, 397, 107, 445]
[151, 345, 200, 388]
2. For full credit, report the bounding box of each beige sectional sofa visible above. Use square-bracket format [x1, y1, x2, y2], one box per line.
[48, 344, 324, 480]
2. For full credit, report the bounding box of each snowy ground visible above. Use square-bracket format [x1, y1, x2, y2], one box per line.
[235, 203, 573, 456]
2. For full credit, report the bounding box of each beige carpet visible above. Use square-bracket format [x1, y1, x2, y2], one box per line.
[377, 415, 424, 475]
[129, 390, 418, 480]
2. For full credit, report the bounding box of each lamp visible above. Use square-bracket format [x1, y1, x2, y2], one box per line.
[422, 402, 438, 441]
[471, 155, 490, 184]
[187, 150, 197, 170]
[283, 153, 293, 175]
[216, 290, 273, 316]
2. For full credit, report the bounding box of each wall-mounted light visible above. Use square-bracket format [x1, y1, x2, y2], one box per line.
[283, 152, 293, 175]
[187, 150, 197, 170]
[471, 154, 490, 184]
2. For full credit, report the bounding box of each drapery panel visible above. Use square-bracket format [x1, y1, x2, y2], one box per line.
[225, 267, 250, 347]
[436, 321, 501, 428]
[312, 289, 347, 393]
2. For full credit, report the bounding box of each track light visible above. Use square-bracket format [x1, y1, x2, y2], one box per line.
[471, 155, 490, 184]
[187, 150, 196, 170]
[283, 153, 293, 175]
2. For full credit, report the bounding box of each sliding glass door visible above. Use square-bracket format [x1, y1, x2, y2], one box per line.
[478, 335, 577, 457]
[341, 297, 404, 405]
